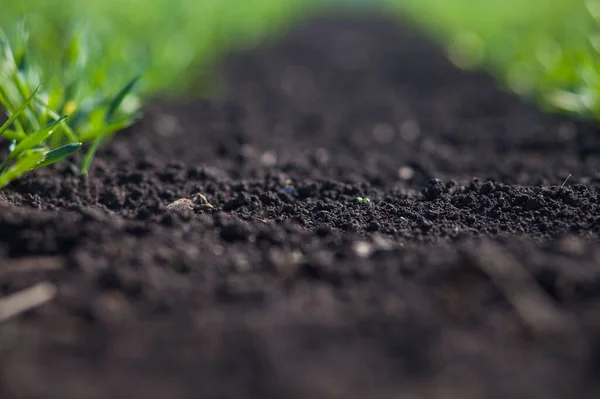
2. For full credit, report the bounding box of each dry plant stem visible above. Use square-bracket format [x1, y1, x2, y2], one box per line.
[560, 174, 572, 189]
[0, 282, 57, 323]
[0, 256, 64, 276]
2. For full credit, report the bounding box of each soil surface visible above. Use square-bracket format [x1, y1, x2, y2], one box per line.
[1, 14, 600, 399]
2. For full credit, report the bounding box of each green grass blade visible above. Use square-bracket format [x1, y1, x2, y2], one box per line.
[0, 32, 16, 67]
[0, 151, 45, 189]
[13, 75, 41, 131]
[32, 95, 79, 143]
[78, 76, 141, 175]
[105, 75, 140, 123]
[35, 142, 82, 168]
[0, 89, 18, 115]
[80, 135, 103, 175]
[0, 84, 40, 137]
[9, 115, 67, 159]
[0, 129, 27, 141]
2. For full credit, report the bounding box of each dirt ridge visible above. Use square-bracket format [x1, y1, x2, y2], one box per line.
[1, 14, 600, 399]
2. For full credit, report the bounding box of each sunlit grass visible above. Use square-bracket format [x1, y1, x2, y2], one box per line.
[0, 22, 142, 186]
[0, 0, 316, 185]
[388, 0, 600, 120]
[1, 0, 315, 96]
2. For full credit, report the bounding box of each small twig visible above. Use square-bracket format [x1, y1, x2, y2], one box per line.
[0, 282, 57, 323]
[559, 173, 572, 189]
[0, 256, 63, 276]
[533, 173, 572, 196]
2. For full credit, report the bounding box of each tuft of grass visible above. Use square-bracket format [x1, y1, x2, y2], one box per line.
[387, 0, 600, 121]
[0, 0, 317, 187]
[0, 24, 141, 187]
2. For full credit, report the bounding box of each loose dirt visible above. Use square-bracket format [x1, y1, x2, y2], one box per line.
[1, 14, 599, 399]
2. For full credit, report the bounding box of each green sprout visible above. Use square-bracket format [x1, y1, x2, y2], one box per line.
[355, 197, 371, 204]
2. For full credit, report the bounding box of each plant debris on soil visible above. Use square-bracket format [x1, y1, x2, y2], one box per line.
[1, 14, 600, 399]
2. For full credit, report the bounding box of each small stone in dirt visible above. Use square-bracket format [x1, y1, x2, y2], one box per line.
[353, 241, 373, 258]
[166, 193, 214, 213]
[261, 151, 277, 166]
[166, 198, 195, 213]
[192, 193, 214, 211]
[398, 166, 415, 181]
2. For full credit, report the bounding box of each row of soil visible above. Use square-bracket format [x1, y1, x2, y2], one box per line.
[1, 14, 599, 399]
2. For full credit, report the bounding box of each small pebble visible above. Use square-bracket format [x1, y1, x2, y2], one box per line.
[167, 193, 214, 213]
[261, 151, 277, 167]
[166, 198, 195, 213]
[398, 166, 415, 180]
[353, 241, 373, 258]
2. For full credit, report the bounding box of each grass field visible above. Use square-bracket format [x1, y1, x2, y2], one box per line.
[387, 0, 600, 119]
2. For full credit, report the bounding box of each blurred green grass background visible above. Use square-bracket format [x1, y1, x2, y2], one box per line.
[388, 0, 600, 120]
[2, 0, 600, 118]
[0, 0, 318, 98]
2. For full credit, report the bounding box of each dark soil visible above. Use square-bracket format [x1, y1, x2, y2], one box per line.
[1, 14, 600, 399]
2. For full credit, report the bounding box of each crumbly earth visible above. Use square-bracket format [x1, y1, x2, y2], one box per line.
[1, 14, 600, 399]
